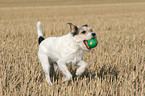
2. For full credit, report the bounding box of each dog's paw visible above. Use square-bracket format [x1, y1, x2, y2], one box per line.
[46, 79, 53, 86]
[76, 71, 81, 76]
[47, 81, 52, 86]
[53, 64, 58, 72]
[63, 77, 71, 82]
[76, 69, 83, 76]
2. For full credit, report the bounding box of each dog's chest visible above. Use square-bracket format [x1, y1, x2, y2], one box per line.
[66, 50, 84, 65]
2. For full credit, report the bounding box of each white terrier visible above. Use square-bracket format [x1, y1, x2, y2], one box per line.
[37, 22, 97, 85]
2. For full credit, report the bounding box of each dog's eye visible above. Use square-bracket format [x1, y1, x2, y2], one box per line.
[82, 31, 86, 34]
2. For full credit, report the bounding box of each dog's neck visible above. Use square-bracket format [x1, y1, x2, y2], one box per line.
[65, 33, 83, 51]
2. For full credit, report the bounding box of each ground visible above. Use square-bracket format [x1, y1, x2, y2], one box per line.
[0, 0, 145, 95]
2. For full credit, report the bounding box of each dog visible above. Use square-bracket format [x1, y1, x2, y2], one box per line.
[37, 21, 97, 85]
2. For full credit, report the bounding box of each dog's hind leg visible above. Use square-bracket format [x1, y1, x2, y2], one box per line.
[38, 53, 52, 85]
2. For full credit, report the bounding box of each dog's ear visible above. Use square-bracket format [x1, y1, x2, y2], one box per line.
[67, 23, 78, 34]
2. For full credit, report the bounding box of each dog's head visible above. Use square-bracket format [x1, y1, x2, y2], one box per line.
[68, 23, 97, 50]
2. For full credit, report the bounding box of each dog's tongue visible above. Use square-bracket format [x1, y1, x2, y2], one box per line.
[84, 41, 90, 49]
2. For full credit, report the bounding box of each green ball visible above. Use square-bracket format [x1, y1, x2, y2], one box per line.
[87, 38, 98, 48]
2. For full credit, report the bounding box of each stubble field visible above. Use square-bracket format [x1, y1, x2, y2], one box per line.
[0, 0, 145, 95]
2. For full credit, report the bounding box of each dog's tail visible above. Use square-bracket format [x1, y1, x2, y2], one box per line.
[37, 21, 44, 44]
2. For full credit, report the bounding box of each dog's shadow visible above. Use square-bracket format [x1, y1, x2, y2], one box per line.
[72, 65, 119, 83]
[49, 66, 97, 84]
[37, 65, 119, 84]
[72, 69, 96, 82]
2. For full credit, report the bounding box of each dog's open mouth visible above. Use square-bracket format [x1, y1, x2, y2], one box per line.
[83, 40, 91, 50]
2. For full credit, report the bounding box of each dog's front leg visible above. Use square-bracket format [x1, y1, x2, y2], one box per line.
[76, 60, 88, 76]
[57, 60, 72, 82]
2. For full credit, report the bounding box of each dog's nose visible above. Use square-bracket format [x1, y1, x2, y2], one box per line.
[92, 33, 96, 36]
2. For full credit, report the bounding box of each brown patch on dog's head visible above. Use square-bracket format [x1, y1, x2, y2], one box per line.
[67, 23, 78, 36]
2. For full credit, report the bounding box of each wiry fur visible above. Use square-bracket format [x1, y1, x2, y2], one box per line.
[37, 21, 97, 85]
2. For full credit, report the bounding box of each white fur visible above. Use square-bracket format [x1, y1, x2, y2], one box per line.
[37, 22, 96, 85]
[37, 21, 43, 38]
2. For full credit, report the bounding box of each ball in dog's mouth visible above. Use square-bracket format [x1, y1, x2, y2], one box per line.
[83, 38, 98, 50]
[83, 40, 91, 50]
